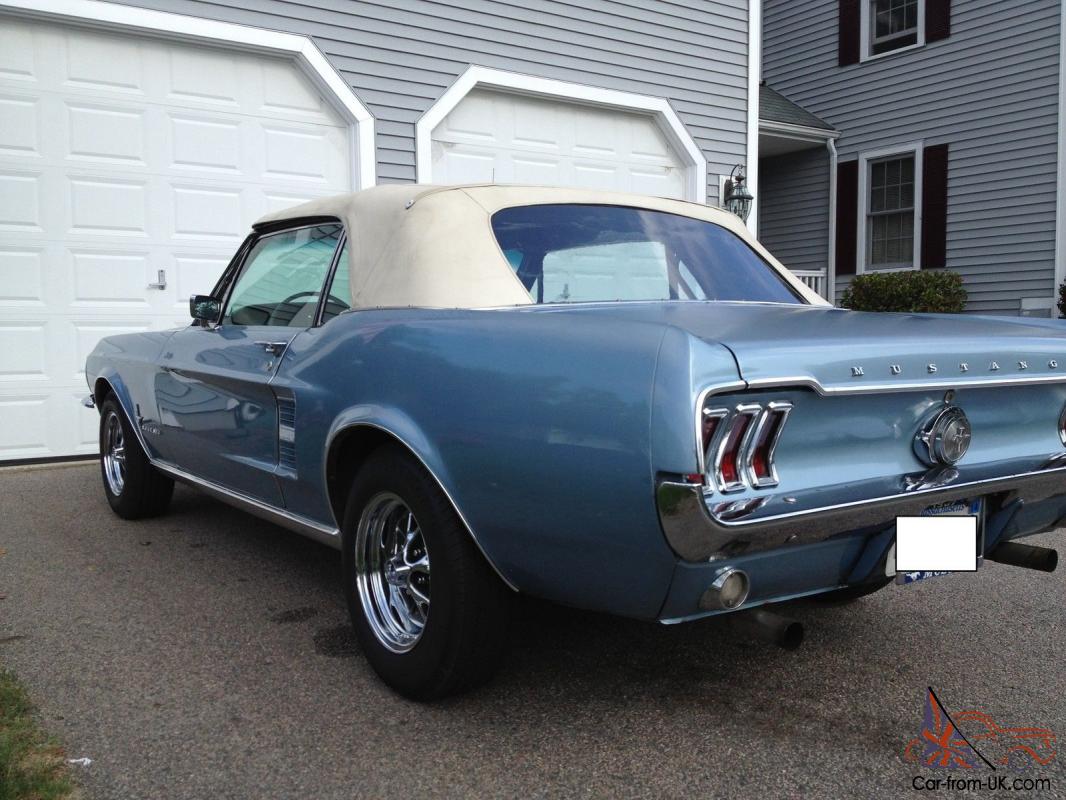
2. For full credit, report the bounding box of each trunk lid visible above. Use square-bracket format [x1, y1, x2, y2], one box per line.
[523, 302, 1066, 391]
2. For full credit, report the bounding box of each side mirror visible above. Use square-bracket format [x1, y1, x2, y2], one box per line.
[190, 294, 221, 324]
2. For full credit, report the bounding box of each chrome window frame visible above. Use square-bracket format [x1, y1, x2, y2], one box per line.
[218, 219, 345, 328]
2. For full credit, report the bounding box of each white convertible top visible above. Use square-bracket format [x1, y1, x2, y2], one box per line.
[254, 184, 826, 309]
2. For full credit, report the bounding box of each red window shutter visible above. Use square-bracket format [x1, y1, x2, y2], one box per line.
[839, 0, 861, 65]
[926, 0, 951, 43]
[836, 160, 859, 275]
[921, 144, 949, 269]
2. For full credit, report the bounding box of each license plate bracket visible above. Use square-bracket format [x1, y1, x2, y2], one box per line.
[892, 498, 984, 585]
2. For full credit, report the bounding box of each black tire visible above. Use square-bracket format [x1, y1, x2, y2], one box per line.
[98, 395, 174, 519]
[341, 444, 512, 700]
[814, 577, 892, 605]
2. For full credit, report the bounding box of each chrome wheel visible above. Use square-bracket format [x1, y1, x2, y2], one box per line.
[102, 410, 126, 496]
[354, 492, 431, 653]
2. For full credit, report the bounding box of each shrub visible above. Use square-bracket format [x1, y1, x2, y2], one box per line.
[1057, 281, 1066, 318]
[840, 270, 967, 313]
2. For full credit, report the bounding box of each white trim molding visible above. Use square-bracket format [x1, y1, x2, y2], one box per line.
[745, 0, 761, 233]
[860, 0, 927, 62]
[415, 65, 707, 203]
[1054, 0, 1066, 309]
[856, 141, 924, 274]
[0, 0, 376, 189]
[758, 119, 840, 144]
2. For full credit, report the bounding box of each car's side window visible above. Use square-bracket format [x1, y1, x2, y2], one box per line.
[222, 224, 343, 327]
[320, 239, 352, 324]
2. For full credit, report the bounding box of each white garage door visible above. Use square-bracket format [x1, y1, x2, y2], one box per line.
[429, 88, 687, 199]
[0, 15, 352, 461]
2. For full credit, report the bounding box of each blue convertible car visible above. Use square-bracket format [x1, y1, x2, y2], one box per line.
[86, 184, 1063, 698]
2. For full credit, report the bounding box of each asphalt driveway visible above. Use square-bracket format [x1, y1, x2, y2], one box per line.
[1, 462, 1065, 799]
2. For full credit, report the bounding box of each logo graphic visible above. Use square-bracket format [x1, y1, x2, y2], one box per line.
[903, 688, 1057, 772]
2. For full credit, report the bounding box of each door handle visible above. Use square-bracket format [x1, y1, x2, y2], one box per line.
[147, 269, 167, 290]
[254, 341, 289, 356]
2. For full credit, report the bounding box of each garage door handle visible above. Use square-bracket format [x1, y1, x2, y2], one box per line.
[147, 269, 167, 290]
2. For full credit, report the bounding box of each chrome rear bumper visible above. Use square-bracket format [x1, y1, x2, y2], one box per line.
[657, 460, 1066, 562]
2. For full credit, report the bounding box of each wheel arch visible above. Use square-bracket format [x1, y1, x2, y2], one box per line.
[324, 421, 518, 592]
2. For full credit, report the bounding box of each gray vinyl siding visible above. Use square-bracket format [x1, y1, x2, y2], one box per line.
[115, 0, 752, 200]
[759, 149, 830, 274]
[764, 0, 1061, 315]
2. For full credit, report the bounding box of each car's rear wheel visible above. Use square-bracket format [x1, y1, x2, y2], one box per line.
[342, 444, 511, 700]
[98, 396, 174, 519]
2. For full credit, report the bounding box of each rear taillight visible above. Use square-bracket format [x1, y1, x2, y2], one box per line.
[745, 402, 792, 488]
[713, 404, 761, 492]
[699, 399, 792, 493]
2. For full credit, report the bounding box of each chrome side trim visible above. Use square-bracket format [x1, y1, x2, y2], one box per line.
[745, 372, 1066, 396]
[657, 463, 1066, 562]
[324, 422, 519, 592]
[154, 461, 341, 548]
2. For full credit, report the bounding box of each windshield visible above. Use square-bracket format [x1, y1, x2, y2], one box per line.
[491, 204, 804, 305]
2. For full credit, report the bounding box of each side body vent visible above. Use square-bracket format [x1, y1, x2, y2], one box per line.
[277, 397, 297, 470]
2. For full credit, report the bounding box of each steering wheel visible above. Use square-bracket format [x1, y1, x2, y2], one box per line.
[267, 291, 350, 326]
[266, 290, 319, 326]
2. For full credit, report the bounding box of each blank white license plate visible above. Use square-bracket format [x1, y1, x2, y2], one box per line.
[894, 499, 982, 585]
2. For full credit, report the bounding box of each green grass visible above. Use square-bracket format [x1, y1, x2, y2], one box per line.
[0, 668, 77, 800]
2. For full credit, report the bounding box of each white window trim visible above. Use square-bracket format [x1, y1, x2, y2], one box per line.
[860, 0, 926, 63]
[0, 0, 376, 190]
[415, 65, 708, 204]
[857, 142, 924, 274]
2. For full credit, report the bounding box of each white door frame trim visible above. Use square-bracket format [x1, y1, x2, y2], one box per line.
[745, 0, 761, 233]
[0, 0, 376, 190]
[1054, 0, 1066, 309]
[415, 65, 707, 203]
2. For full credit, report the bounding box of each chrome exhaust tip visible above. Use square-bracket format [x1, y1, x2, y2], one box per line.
[699, 567, 750, 611]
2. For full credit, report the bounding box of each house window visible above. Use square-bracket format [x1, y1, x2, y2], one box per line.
[867, 155, 916, 269]
[871, 0, 919, 54]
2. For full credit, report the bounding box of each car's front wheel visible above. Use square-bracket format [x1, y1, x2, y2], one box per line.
[98, 395, 174, 519]
[342, 445, 511, 700]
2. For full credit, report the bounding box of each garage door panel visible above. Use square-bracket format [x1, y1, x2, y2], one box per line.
[0, 16, 355, 459]
[630, 166, 684, 198]
[170, 184, 245, 241]
[70, 250, 153, 306]
[68, 176, 148, 236]
[66, 102, 147, 165]
[572, 162, 621, 190]
[169, 114, 243, 173]
[0, 395, 50, 458]
[0, 247, 44, 304]
[0, 20, 38, 82]
[0, 322, 47, 381]
[262, 123, 349, 184]
[62, 29, 144, 95]
[0, 169, 43, 232]
[171, 253, 230, 311]
[165, 46, 241, 108]
[512, 154, 563, 185]
[0, 94, 38, 154]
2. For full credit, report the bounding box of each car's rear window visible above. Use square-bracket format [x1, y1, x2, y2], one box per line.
[491, 204, 804, 305]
